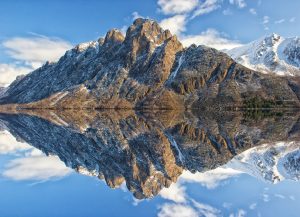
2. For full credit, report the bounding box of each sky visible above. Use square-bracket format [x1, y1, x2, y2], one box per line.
[0, 0, 299, 85]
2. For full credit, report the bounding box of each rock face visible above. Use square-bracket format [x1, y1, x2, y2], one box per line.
[1, 109, 300, 198]
[227, 33, 300, 76]
[1, 19, 300, 109]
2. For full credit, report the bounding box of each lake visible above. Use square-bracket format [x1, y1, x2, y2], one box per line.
[0, 109, 299, 217]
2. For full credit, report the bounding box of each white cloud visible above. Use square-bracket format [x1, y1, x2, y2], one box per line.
[223, 202, 232, 209]
[223, 8, 233, 16]
[274, 19, 285, 24]
[249, 203, 257, 210]
[160, 15, 187, 35]
[230, 209, 247, 217]
[192, 0, 221, 19]
[237, 209, 247, 217]
[229, 0, 247, 8]
[132, 11, 144, 20]
[180, 29, 243, 50]
[262, 193, 270, 202]
[158, 0, 199, 15]
[289, 195, 295, 200]
[0, 63, 32, 86]
[289, 17, 296, 23]
[262, 16, 269, 24]
[274, 194, 285, 199]
[2, 35, 72, 68]
[3, 154, 72, 181]
[159, 183, 187, 203]
[249, 8, 257, 15]
[0, 130, 32, 154]
[192, 200, 221, 217]
[158, 203, 198, 217]
[179, 167, 242, 189]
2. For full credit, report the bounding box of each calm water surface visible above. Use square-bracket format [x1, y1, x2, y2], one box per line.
[0, 110, 299, 217]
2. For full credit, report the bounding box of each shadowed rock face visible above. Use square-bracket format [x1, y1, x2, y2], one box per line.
[1, 18, 300, 109]
[1, 110, 300, 199]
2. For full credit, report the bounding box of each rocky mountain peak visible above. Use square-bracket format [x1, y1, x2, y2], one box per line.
[104, 29, 125, 45]
[124, 18, 176, 56]
[264, 33, 281, 46]
[125, 18, 172, 43]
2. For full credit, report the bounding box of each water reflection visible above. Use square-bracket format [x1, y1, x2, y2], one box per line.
[0, 109, 299, 201]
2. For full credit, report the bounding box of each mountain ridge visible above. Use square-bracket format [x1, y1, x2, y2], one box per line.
[1, 19, 300, 110]
[227, 33, 300, 76]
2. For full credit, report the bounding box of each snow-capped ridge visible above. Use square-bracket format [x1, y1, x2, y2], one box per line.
[226, 142, 300, 183]
[227, 33, 300, 76]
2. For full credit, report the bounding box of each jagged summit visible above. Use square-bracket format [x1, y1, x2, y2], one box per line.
[227, 33, 300, 76]
[104, 29, 125, 45]
[1, 19, 300, 109]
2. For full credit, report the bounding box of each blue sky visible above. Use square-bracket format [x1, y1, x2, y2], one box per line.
[0, 0, 299, 85]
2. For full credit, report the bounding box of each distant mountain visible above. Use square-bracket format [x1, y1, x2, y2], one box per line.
[1, 19, 300, 109]
[227, 142, 300, 183]
[0, 87, 6, 98]
[227, 33, 300, 76]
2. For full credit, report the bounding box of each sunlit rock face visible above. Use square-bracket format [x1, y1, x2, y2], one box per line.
[0, 110, 300, 199]
[1, 19, 300, 110]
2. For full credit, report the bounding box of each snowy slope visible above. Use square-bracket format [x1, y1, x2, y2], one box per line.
[227, 34, 300, 76]
[226, 142, 300, 183]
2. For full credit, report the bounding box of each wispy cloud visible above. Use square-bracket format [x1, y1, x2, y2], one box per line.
[179, 167, 242, 189]
[229, 0, 247, 9]
[160, 14, 187, 35]
[223, 8, 233, 16]
[262, 15, 270, 24]
[158, 203, 198, 217]
[0, 63, 32, 86]
[192, 200, 222, 217]
[156, 0, 240, 51]
[274, 19, 285, 24]
[289, 17, 296, 23]
[249, 203, 257, 210]
[2, 35, 72, 68]
[132, 11, 144, 20]
[180, 28, 243, 50]
[0, 129, 72, 181]
[3, 153, 72, 181]
[249, 8, 257, 15]
[229, 209, 247, 217]
[159, 183, 187, 203]
[192, 0, 221, 19]
[0, 34, 72, 86]
[157, 0, 199, 15]
[0, 130, 32, 154]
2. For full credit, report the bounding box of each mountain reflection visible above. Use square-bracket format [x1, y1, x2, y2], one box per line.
[0, 109, 299, 199]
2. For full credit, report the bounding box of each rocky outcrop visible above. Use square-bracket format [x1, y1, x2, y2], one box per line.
[1, 19, 300, 109]
[1, 110, 300, 198]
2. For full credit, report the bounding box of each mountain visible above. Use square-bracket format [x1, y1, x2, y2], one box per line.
[0, 86, 7, 97]
[1, 19, 300, 109]
[1, 109, 300, 198]
[227, 142, 300, 183]
[227, 33, 300, 76]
